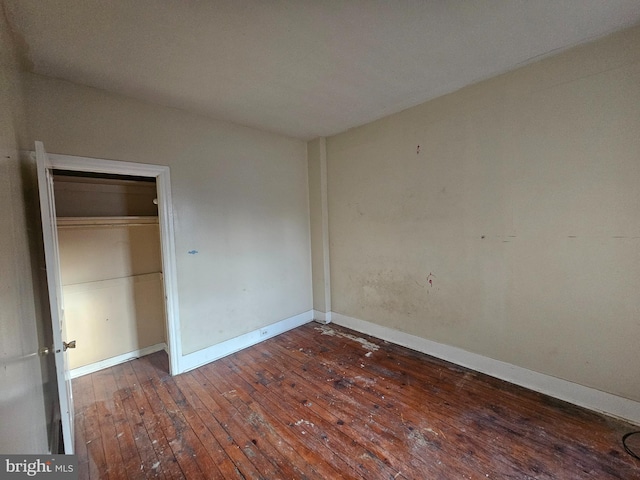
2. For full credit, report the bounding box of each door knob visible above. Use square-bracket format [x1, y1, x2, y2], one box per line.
[63, 340, 76, 351]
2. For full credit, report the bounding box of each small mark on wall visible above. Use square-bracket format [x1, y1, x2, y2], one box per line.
[416, 145, 420, 154]
[426, 272, 435, 287]
[188, 250, 199, 255]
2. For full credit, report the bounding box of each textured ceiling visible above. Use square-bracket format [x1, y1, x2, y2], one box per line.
[5, 0, 640, 139]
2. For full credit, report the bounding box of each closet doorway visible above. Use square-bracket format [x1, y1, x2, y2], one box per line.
[42, 152, 181, 377]
[53, 171, 168, 377]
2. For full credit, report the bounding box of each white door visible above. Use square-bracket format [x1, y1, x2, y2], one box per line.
[35, 141, 75, 454]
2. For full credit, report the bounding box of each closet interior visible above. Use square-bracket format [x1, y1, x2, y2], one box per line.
[53, 171, 167, 376]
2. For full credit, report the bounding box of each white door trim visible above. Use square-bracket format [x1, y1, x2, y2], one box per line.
[43, 152, 182, 375]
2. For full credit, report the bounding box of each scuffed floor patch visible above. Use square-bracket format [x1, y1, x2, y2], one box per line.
[315, 325, 380, 351]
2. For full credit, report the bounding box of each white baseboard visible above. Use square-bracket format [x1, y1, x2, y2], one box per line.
[180, 310, 314, 373]
[69, 343, 167, 379]
[313, 310, 332, 324]
[332, 312, 640, 426]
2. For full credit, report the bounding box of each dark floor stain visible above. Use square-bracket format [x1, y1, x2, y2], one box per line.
[333, 378, 353, 390]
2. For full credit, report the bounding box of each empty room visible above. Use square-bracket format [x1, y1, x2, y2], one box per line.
[1, 1, 640, 478]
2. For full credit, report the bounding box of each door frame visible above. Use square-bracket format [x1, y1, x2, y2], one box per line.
[40, 152, 182, 375]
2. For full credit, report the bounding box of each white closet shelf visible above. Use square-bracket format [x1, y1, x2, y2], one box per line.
[57, 216, 159, 228]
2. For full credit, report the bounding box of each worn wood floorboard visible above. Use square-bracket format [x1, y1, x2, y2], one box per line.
[73, 322, 640, 479]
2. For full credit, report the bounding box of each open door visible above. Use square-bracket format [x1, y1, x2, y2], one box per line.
[36, 141, 75, 454]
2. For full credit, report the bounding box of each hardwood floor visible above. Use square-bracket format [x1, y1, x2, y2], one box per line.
[73, 322, 639, 479]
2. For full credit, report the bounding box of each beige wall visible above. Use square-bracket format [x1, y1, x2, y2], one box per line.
[326, 26, 640, 402]
[58, 220, 166, 369]
[21, 73, 312, 356]
[0, 11, 52, 452]
[63, 272, 166, 369]
[58, 223, 163, 285]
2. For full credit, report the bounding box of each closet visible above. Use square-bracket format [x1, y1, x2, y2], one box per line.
[53, 171, 167, 375]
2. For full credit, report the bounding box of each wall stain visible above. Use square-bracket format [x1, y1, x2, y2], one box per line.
[351, 269, 464, 328]
[2, 2, 35, 71]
